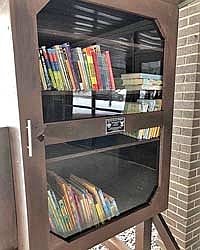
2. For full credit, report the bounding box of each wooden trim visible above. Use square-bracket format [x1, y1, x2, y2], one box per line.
[44, 111, 163, 145]
[29, 0, 49, 15]
[49, 202, 162, 250]
[8, 1, 49, 250]
[160, 0, 179, 5]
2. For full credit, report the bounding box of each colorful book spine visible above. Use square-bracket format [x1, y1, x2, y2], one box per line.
[83, 52, 92, 89]
[53, 45, 71, 90]
[72, 47, 90, 90]
[61, 48, 75, 90]
[62, 43, 79, 90]
[50, 48, 65, 91]
[47, 48, 60, 90]
[97, 188, 111, 219]
[38, 56, 47, 90]
[48, 190, 66, 233]
[97, 53, 108, 90]
[91, 48, 102, 90]
[103, 51, 116, 90]
[83, 47, 98, 90]
[39, 49, 52, 90]
[71, 49, 85, 90]
[41, 46, 56, 89]
[48, 196, 60, 231]
[51, 190, 69, 232]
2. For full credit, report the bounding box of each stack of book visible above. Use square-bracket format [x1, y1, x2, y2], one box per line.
[39, 43, 116, 91]
[47, 171, 119, 237]
[121, 73, 162, 91]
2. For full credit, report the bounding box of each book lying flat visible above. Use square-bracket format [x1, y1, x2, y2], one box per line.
[121, 73, 162, 81]
[122, 79, 162, 86]
[123, 84, 162, 91]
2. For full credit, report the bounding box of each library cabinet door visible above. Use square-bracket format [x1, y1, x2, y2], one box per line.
[8, 0, 178, 249]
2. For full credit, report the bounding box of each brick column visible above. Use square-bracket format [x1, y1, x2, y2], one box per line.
[162, 1, 200, 250]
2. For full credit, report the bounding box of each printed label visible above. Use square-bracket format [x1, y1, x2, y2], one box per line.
[106, 117, 125, 134]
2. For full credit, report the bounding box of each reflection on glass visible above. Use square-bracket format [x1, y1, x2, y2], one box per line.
[46, 132, 160, 240]
[42, 88, 162, 122]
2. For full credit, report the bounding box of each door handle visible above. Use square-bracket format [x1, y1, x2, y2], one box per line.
[26, 119, 33, 157]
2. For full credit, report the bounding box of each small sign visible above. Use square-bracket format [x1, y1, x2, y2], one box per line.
[106, 117, 125, 135]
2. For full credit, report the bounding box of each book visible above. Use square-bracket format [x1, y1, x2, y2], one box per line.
[53, 45, 71, 90]
[47, 171, 78, 231]
[71, 48, 85, 90]
[123, 84, 162, 91]
[121, 73, 162, 81]
[88, 45, 103, 90]
[96, 52, 110, 90]
[72, 47, 89, 90]
[39, 49, 52, 90]
[70, 174, 106, 222]
[38, 57, 47, 90]
[51, 48, 65, 91]
[47, 48, 62, 90]
[62, 43, 79, 90]
[40, 46, 56, 89]
[103, 51, 116, 90]
[122, 79, 162, 86]
[124, 102, 141, 114]
[67, 177, 95, 227]
[82, 47, 98, 90]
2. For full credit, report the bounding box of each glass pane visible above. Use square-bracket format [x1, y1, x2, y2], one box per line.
[37, 0, 164, 123]
[46, 129, 160, 240]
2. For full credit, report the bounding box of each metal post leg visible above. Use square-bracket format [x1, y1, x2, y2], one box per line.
[153, 214, 180, 250]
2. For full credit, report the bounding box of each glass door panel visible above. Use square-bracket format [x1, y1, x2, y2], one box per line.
[37, 0, 164, 123]
[46, 130, 160, 240]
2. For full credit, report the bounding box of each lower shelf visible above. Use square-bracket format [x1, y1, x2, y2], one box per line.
[47, 140, 159, 241]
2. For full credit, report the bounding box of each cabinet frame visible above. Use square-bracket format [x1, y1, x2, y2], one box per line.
[2, 0, 178, 249]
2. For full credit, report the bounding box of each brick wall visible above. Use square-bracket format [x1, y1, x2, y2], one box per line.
[162, 1, 200, 250]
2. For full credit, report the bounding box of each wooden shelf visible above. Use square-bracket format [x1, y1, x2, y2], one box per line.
[44, 111, 163, 145]
[46, 135, 159, 163]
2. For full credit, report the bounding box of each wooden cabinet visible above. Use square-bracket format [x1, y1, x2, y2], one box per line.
[0, 0, 178, 249]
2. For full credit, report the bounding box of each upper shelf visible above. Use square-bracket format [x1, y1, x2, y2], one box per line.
[37, 0, 164, 124]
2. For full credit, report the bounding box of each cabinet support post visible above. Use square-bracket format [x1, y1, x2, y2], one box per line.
[135, 219, 152, 250]
[103, 237, 131, 250]
[153, 214, 180, 250]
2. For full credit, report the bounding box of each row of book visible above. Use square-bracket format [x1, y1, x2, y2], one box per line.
[127, 126, 161, 140]
[47, 171, 119, 236]
[39, 43, 116, 91]
[121, 73, 162, 91]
